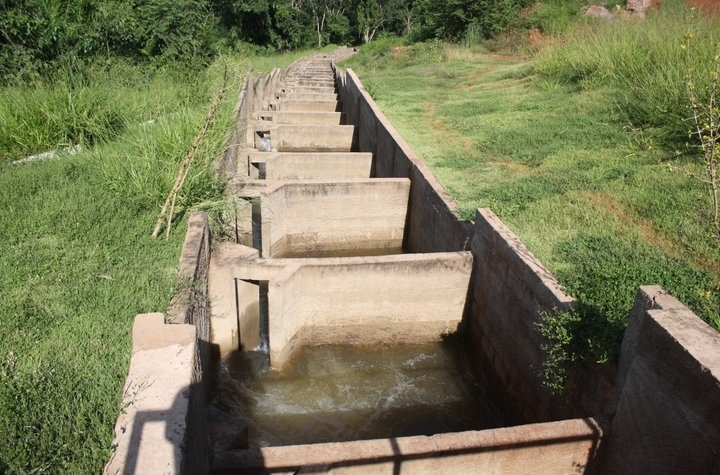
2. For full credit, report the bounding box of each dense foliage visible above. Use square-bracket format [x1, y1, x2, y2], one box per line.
[1, 0, 537, 80]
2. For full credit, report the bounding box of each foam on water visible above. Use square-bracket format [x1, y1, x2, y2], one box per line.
[213, 338, 503, 447]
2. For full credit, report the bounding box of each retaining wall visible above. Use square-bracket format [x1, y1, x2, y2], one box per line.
[338, 67, 616, 422]
[104, 314, 201, 475]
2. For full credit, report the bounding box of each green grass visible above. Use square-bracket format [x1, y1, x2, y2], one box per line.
[0, 57, 235, 472]
[0, 45, 352, 473]
[342, 16, 720, 383]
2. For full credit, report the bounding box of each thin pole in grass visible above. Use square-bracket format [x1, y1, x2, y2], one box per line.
[152, 67, 229, 239]
[683, 35, 720, 239]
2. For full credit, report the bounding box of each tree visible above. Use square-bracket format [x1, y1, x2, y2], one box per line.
[357, 0, 383, 43]
[307, 0, 348, 47]
[415, 0, 532, 41]
[270, 0, 314, 51]
[135, 0, 216, 63]
[212, 0, 273, 45]
[390, 0, 414, 37]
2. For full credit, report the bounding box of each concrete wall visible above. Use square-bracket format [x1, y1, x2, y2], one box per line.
[257, 111, 345, 125]
[267, 251, 474, 368]
[274, 124, 357, 152]
[218, 68, 284, 179]
[596, 286, 720, 474]
[213, 417, 608, 474]
[247, 151, 372, 180]
[260, 179, 410, 258]
[104, 313, 206, 475]
[339, 69, 474, 253]
[208, 243, 263, 356]
[467, 208, 578, 424]
[340, 68, 620, 423]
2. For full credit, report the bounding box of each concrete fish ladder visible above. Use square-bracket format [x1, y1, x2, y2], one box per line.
[105, 48, 720, 474]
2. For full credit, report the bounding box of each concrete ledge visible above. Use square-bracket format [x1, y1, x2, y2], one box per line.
[213, 417, 608, 474]
[104, 313, 199, 474]
[167, 212, 210, 325]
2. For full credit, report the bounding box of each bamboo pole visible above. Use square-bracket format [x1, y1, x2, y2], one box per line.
[152, 69, 229, 238]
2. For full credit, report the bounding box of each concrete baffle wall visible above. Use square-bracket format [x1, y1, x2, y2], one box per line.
[247, 151, 372, 181]
[260, 179, 411, 258]
[597, 285, 720, 474]
[267, 251, 474, 368]
[257, 111, 345, 125]
[273, 124, 357, 152]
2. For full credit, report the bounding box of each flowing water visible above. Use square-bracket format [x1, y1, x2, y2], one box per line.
[214, 337, 503, 448]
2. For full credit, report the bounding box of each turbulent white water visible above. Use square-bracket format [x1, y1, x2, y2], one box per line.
[214, 340, 503, 447]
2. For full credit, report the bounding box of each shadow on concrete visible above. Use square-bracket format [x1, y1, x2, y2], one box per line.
[212, 416, 608, 474]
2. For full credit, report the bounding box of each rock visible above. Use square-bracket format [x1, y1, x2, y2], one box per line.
[626, 0, 662, 13]
[584, 5, 615, 20]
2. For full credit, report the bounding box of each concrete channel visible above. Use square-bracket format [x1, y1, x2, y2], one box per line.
[105, 49, 720, 474]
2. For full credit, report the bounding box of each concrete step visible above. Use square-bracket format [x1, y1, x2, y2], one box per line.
[291, 80, 335, 88]
[283, 93, 340, 102]
[278, 125, 355, 152]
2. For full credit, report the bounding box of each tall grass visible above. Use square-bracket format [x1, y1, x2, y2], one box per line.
[0, 54, 246, 472]
[347, 29, 720, 389]
[0, 45, 354, 472]
[534, 1, 720, 145]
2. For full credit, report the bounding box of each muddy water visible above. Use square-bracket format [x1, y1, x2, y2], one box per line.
[214, 338, 503, 447]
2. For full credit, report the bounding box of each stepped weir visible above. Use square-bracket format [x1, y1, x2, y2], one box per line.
[105, 50, 720, 474]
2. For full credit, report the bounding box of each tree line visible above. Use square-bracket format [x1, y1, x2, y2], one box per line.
[0, 0, 533, 78]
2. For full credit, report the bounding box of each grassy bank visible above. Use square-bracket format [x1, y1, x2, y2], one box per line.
[0, 59, 235, 471]
[342, 8, 720, 384]
[0, 48, 307, 472]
